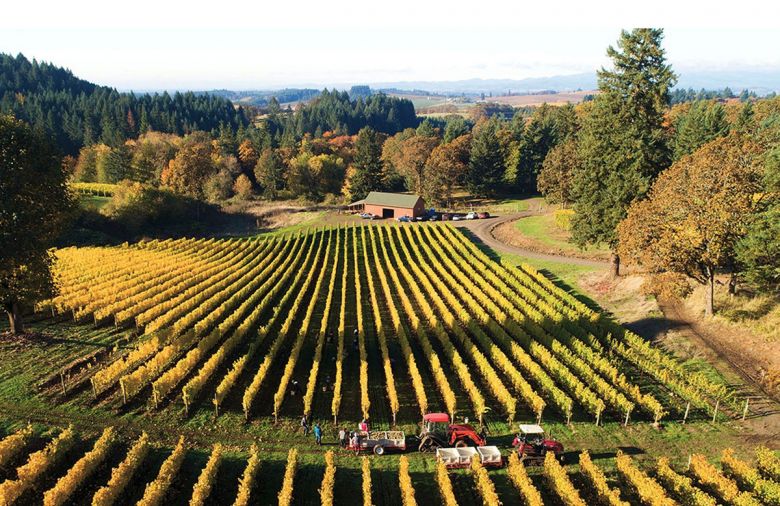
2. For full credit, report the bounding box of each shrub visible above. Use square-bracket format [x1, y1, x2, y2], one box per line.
[554, 209, 575, 231]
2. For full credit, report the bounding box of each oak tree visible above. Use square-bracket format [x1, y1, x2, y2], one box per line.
[537, 138, 580, 207]
[617, 134, 764, 316]
[424, 134, 471, 206]
[160, 132, 216, 199]
[0, 115, 72, 334]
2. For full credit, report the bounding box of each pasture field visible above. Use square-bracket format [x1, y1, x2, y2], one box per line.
[490, 90, 595, 107]
[0, 223, 775, 504]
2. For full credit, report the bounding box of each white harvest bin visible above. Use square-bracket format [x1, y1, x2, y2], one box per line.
[476, 446, 502, 466]
[436, 448, 460, 467]
[456, 447, 478, 465]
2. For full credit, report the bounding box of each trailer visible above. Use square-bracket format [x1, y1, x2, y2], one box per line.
[348, 430, 406, 455]
[436, 446, 503, 469]
[476, 446, 503, 467]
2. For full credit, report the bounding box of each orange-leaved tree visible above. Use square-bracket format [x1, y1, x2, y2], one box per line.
[617, 133, 764, 316]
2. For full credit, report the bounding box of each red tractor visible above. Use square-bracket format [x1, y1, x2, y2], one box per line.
[418, 413, 487, 452]
[512, 424, 564, 464]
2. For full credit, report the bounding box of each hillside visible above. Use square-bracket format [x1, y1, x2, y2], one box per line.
[0, 53, 249, 154]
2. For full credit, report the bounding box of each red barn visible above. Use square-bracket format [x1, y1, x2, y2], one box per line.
[349, 192, 426, 219]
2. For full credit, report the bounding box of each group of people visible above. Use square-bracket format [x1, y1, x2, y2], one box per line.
[290, 375, 334, 396]
[300, 416, 324, 445]
[301, 416, 370, 450]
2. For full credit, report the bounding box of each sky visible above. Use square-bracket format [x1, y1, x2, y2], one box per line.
[2, 0, 780, 91]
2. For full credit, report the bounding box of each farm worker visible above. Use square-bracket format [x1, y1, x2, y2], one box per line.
[301, 415, 309, 436]
[359, 419, 369, 433]
[338, 428, 347, 448]
[314, 424, 323, 446]
[322, 374, 330, 393]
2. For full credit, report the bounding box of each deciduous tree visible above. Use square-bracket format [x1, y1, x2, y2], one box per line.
[237, 139, 259, 173]
[380, 128, 416, 191]
[160, 132, 216, 199]
[537, 138, 580, 207]
[617, 134, 764, 316]
[424, 134, 470, 206]
[390, 135, 440, 196]
[233, 173, 254, 200]
[0, 115, 72, 334]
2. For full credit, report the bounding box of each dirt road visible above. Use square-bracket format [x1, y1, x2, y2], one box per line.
[454, 213, 609, 268]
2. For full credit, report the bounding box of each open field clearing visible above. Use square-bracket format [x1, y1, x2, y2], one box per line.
[0, 423, 778, 506]
[491, 90, 595, 107]
[501, 214, 612, 261]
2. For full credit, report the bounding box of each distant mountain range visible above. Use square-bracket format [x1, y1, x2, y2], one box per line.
[367, 69, 780, 96]
[201, 68, 780, 105]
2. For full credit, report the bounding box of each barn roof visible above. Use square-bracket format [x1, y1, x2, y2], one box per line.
[362, 192, 422, 208]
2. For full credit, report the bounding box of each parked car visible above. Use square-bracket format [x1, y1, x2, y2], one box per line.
[465, 212, 477, 220]
[428, 214, 439, 221]
[415, 215, 428, 222]
[441, 213, 451, 221]
[477, 211, 490, 219]
[452, 214, 464, 221]
[359, 212, 374, 219]
[396, 215, 412, 222]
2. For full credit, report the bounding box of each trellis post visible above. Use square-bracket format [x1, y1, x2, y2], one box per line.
[711, 399, 720, 423]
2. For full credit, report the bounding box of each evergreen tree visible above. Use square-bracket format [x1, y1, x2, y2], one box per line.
[466, 118, 505, 197]
[102, 145, 133, 182]
[347, 127, 384, 200]
[254, 149, 285, 199]
[571, 28, 677, 276]
[736, 146, 780, 292]
[217, 123, 237, 156]
[415, 118, 437, 137]
[733, 101, 756, 135]
[672, 100, 729, 160]
[443, 116, 471, 143]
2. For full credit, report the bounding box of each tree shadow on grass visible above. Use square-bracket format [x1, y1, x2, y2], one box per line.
[454, 227, 502, 262]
